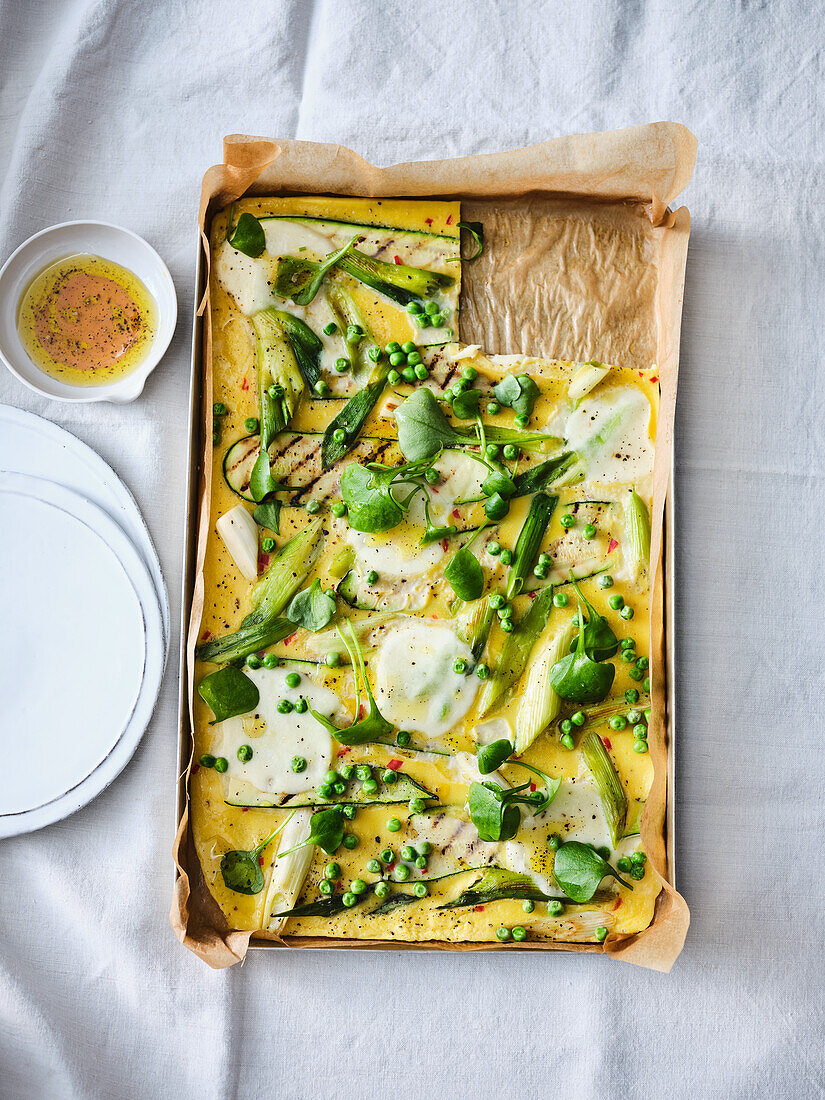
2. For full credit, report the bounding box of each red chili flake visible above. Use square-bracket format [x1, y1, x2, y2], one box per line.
[425, 218, 433, 226]
[258, 552, 270, 570]
[339, 746, 350, 755]
[608, 538, 619, 553]
[650, 376, 659, 383]
[452, 508, 460, 519]
[446, 214, 453, 225]
[200, 630, 212, 641]
[603, 737, 612, 750]
[529, 782, 536, 792]
[613, 897, 623, 910]
[358, 703, 366, 720]
[241, 377, 249, 391]
[387, 759, 403, 771]
[191, 764, 200, 775]
[528, 591, 537, 600]
[393, 255, 402, 264]
[283, 632, 297, 646]
[473, 904, 485, 912]
[258, 856, 265, 866]
[441, 539, 449, 551]
[241, 807, 249, 813]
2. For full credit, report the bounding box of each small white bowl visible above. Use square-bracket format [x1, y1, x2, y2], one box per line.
[0, 221, 177, 403]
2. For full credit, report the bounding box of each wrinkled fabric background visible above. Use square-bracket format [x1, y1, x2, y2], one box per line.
[1, 2, 823, 1097]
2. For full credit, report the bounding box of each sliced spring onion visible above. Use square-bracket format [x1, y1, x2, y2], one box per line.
[568, 361, 610, 401]
[514, 618, 576, 755]
[624, 487, 651, 582]
[478, 587, 555, 716]
[580, 732, 628, 848]
[265, 810, 313, 930]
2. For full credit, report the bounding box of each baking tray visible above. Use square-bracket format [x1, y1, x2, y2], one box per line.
[175, 204, 679, 952]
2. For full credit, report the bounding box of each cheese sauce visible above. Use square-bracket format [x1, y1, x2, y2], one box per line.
[17, 253, 156, 386]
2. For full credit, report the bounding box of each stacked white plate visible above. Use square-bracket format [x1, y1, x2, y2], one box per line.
[0, 406, 168, 837]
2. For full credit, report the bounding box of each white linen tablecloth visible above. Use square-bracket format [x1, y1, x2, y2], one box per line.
[1, 2, 823, 1096]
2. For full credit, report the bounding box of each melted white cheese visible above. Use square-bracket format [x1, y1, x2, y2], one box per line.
[372, 620, 479, 737]
[563, 385, 653, 493]
[219, 667, 338, 793]
[427, 450, 486, 523]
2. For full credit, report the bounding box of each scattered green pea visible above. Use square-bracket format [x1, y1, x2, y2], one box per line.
[413, 882, 429, 898]
[213, 402, 227, 416]
[313, 380, 331, 397]
[294, 698, 308, 714]
[571, 710, 586, 727]
[335, 357, 351, 372]
[628, 667, 644, 681]
[246, 654, 262, 670]
[342, 804, 356, 821]
[414, 855, 428, 870]
[548, 900, 564, 916]
[453, 658, 468, 674]
[560, 733, 575, 750]
[387, 368, 401, 385]
[290, 756, 307, 773]
[599, 575, 614, 588]
[362, 778, 379, 795]
[331, 501, 347, 518]
[636, 656, 649, 671]
[608, 594, 624, 610]
[490, 593, 505, 610]
[583, 523, 597, 539]
[284, 671, 301, 689]
[400, 845, 416, 861]
[387, 817, 401, 833]
[350, 878, 367, 895]
[342, 834, 359, 850]
[499, 549, 513, 565]
[318, 878, 334, 896]
[495, 926, 511, 942]
[644, 709, 651, 723]
[213, 757, 228, 773]
[511, 926, 527, 942]
[408, 798, 425, 814]
[367, 346, 382, 362]
[625, 688, 639, 704]
[594, 926, 608, 943]
[305, 499, 321, 515]
[486, 401, 501, 416]
[503, 444, 519, 461]
[401, 366, 416, 383]
[476, 663, 490, 680]
[277, 699, 293, 714]
[342, 892, 357, 907]
[620, 605, 635, 621]
[523, 899, 535, 914]
[389, 351, 405, 367]
[199, 753, 216, 768]
[643, 677, 650, 693]
[500, 619, 514, 633]
[515, 414, 529, 428]
[560, 514, 576, 529]
[393, 864, 411, 881]
[325, 651, 341, 668]
[633, 740, 648, 754]
[560, 719, 573, 735]
[382, 769, 398, 786]
[414, 363, 428, 380]
[609, 715, 627, 730]
[396, 730, 411, 747]
[236, 744, 253, 763]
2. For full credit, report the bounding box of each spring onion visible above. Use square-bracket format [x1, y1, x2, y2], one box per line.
[514, 618, 576, 754]
[580, 732, 628, 847]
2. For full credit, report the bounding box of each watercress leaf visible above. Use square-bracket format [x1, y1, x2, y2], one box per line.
[549, 599, 615, 703]
[552, 840, 632, 903]
[220, 829, 279, 894]
[252, 500, 281, 533]
[481, 463, 517, 499]
[197, 666, 259, 723]
[227, 212, 266, 259]
[567, 573, 619, 660]
[494, 373, 540, 418]
[468, 781, 521, 841]
[445, 545, 485, 602]
[394, 387, 474, 462]
[249, 448, 279, 502]
[477, 738, 514, 774]
[421, 523, 458, 545]
[285, 579, 336, 632]
[307, 807, 345, 855]
[451, 388, 483, 420]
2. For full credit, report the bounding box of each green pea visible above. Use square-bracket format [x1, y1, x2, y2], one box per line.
[489, 593, 505, 610]
[406, 301, 423, 314]
[636, 656, 649, 671]
[511, 926, 527, 942]
[306, 500, 321, 515]
[325, 651, 341, 668]
[386, 341, 401, 354]
[342, 833, 359, 850]
[548, 900, 564, 916]
[365, 859, 382, 875]
[366, 569, 379, 585]
[408, 798, 425, 814]
[503, 444, 519, 461]
[342, 805, 356, 820]
[318, 878, 333, 896]
[620, 637, 636, 650]
[355, 765, 372, 781]
[583, 523, 597, 539]
[560, 719, 573, 735]
[401, 341, 416, 354]
[199, 753, 216, 768]
[500, 619, 514, 633]
[413, 882, 428, 898]
[313, 380, 331, 397]
[324, 862, 342, 880]
[284, 671, 301, 689]
[462, 368, 479, 386]
[630, 850, 647, 865]
[625, 688, 640, 704]
[594, 926, 608, 943]
[294, 698, 308, 714]
[453, 658, 468, 674]
[620, 605, 635, 621]
[323, 769, 338, 785]
[290, 755, 307, 773]
[644, 709, 651, 723]
[330, 780, 345, 796]
[382, 769, 398, 785]
[345, 326, 362, 346]
[515, 414, 530, 428]
[331, 501, 347, 518]
[608, 715, 627, 730]
[389, 351, 405, 367]
[548, 834, 562, 851]
[616, 856, 632, 873]
[213, 757, 228, 773]
[236, 744, 253, 763]
[608, 594, 624, 610]
[342, 892, 357, 907]
[407, 351, 423, 366]
[372, 881, 388, 900]
[277, 699, 293, 714]
[629, 863, 646, 879]
[396, 730, 411, 747]
[484, 443, 500, 461]
[475, 663, 490, 680]
[393, 864, 411, 881]
[560, 513, 575, 529]
[553, 593, 569, 609]
[350, 878, 367, 895]
[533, 564, 548, 579]
[599, 575, 614, 588]
[332, 428, 346, 445]
[380, 848, 394, 863]
[634, 724, 648, 743]
[401, 366, 417, 383]
[414, 363, 428, 380]
[499, 549, 513, 565]
[387, 369, 401, 385]
[434, 312, 449, 327]
[400, 845, 416, 861]
[415, 312, 431, 328]
[495, 927, 511, 942]
[523, 899, 535, 913]
[334, 357, 351, 372]
[620, 650, 634, 664]
[414, 855, 428, 870]
[628, 667, 644, 681]
[259, 653, 276, 670]
[495, 603, 511, 619]
[643, 677, 650, 693]
[246, 654, 262, 670]
[243, 416, 259, 433]
[633, 740, 648, 754]
[560, 733, 575, 750]
[362, 778, 379, 795]
[387, 817, 402, 833]
[337, 764, 353, 781]
[571, 710, 586, 727]
[486, 401, 501, 415]
[268, 384, 284, 399]
[213, 402, 227, 416]
[316, 783, 333, 799]
[627, 709, 642, 724]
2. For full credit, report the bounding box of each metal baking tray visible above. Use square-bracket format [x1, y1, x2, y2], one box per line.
[174, 218, 678, 950]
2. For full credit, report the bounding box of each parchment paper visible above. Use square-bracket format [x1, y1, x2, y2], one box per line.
[172, 123, 697, 971]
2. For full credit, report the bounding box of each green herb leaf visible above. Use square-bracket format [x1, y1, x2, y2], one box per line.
[451, 388, 483, 420]
[444, 544, 485, 602]
[307, 621, 394, 746]
[220, 827, 283, 894]
[446, 221, 484, 263]
[549, 597, 615, 703]
[566, 571, 619, 661]
[252, 500, 281, 533]
[476, 738, 514, 774]
[285, 579, 336, 632]
[227, 212, 266, 258]
[494, 374, 540, 419]
[552, 840, 632, 902]
[395, 387, 476, 462]
[468, 781, 522, 842]
[197, 666, 259, 722]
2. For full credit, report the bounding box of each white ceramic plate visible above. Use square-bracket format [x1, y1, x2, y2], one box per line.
[0, 404, 169, 646]
[0, 220, 177, 403]
[0, 474, 164, 836]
